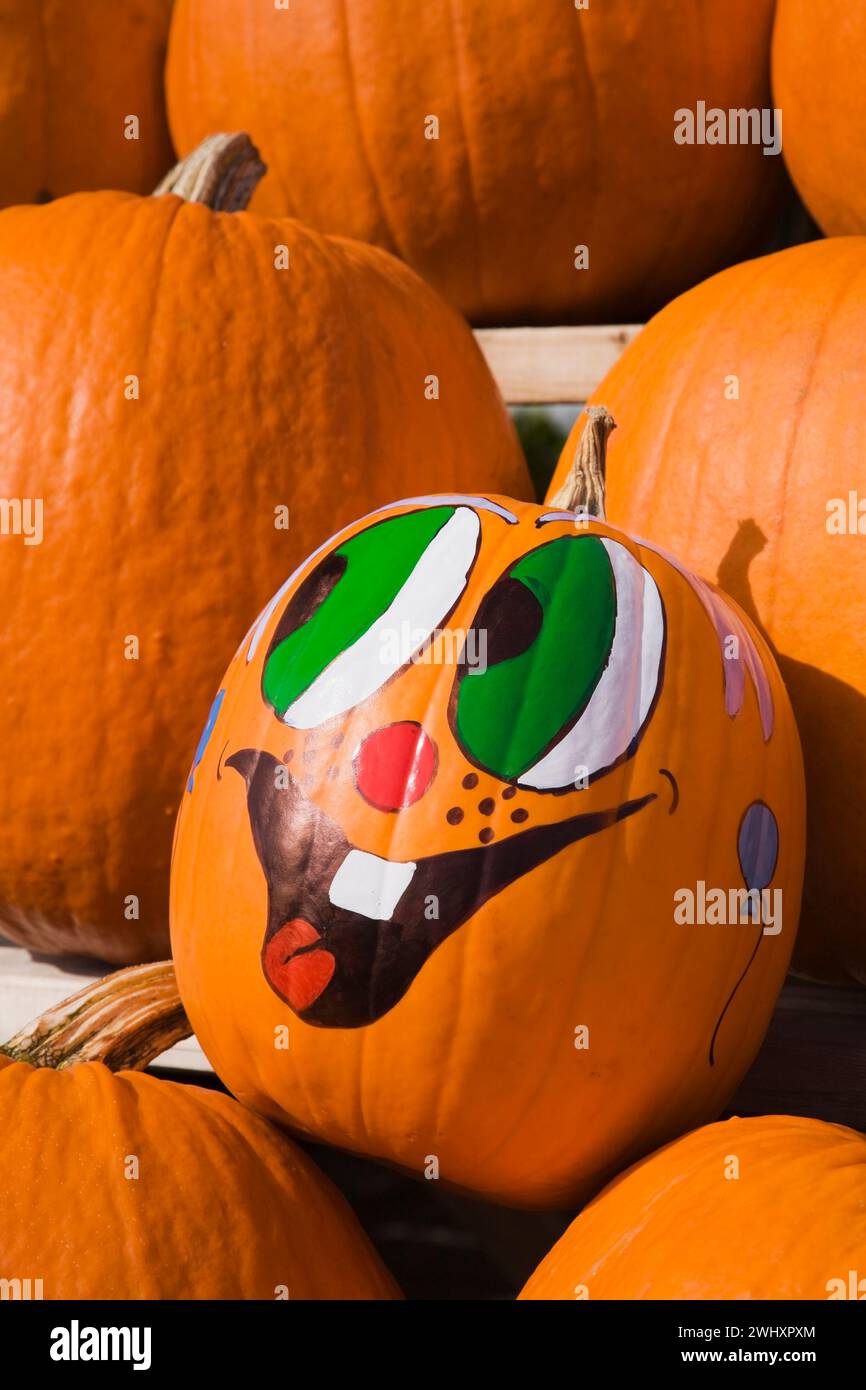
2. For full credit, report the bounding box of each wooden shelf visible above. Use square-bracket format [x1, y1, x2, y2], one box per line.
[474, 324, 641, 404]
[0, 942, 210, 1073]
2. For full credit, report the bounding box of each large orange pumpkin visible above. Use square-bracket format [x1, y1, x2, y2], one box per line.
[171, 421, 805, 1208]
[0, 0, 175, 207]
[166, 0, 782, 325]
[548, 239, 866, 985]
[0, 132, 527, 966]
[520, 1115, 866, 1300]
[0, 964, 399, 1299]
[773, 2, 866, 237]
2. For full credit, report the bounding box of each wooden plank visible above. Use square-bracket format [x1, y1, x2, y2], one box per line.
[474, 324, 641, 404]
[0, 942, 210, 1073]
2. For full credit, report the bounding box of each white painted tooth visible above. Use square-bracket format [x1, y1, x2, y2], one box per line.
[328, 850, 416, 922]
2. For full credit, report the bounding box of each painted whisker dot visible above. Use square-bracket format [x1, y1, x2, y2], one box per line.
[446, 807, 464, 825]
[478, 797, 495, 816]
[501, 786, 517, 800]
[510, 808, 529, 824]
[478, 827, 495, 844]
[462, 772, 479, 789]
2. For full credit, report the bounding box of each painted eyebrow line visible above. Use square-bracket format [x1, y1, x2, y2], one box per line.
[244, 497, 516, 663]
[536, 509, 585, 526]
[390, 494, 518, 523]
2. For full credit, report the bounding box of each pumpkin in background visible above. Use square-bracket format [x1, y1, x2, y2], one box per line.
[773, 2, 866, 237]
[0, 132, 527, 966]
[0, 964, 399, 1299]
[520, 1115, 866, 1299]
[0, 0, 175, 207]
[548, 239, 866, 986]
[171, 418, 804, 1208]
[166, 0, 782, 326]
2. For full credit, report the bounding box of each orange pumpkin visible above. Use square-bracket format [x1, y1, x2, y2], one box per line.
[166, 0, 782, 325]
[520, 1115, 866, 1300]
[0, 964, 399, 1299]
[171, 416, 805, 1208]
[773, 2, 866, 237]
[548, 239, 866, 985]
[0, 132, 527, 966]
[0, 0, 175, 208]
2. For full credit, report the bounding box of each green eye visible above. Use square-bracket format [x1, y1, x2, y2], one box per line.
[263, 505, 480, 727]
[453, 535, 664, 789]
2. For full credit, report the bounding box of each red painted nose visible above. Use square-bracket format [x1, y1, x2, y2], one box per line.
[353, 722, 437, 811]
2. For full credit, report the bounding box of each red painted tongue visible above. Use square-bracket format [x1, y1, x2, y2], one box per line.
[263, 918, 335, 1012]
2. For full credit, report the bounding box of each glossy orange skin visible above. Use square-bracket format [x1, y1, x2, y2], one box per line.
[0, 191, 527, 964]
[166, 0, 781, 325]
[520, 1115, 866, 1299]
[0, 1059, 398, 1298]
[0, 0, 175, 207]
[549, 239, 866, 984]
[171, 495, 804, 1208]
[773, 2, 866, 236]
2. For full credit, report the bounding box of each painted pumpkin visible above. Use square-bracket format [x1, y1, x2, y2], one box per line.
[0, 0, 175, 208]
[773, 2, 866, 237]
[166, 0, 782, 325]
[0, 132, 527, 966]
[0, 964, 399, 1299]
[171, 415, 805, 1207]
[520, 1115, 866, 1299]
[547, 239, 866, 985]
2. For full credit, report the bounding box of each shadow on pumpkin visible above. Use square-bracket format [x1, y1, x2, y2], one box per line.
[716, 521, 866, 985]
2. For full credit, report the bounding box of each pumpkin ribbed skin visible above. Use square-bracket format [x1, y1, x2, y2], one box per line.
[0, 1059, 398, 1299]
[520, 1115, 866, 1300]
[166, 0, 781, 325]
[0, 0, 174, 207]
[171, 493, 804, 1208]
[547, 239, 866, 985]
[773, 2, 866, 236]
[0, 189, 527, 964]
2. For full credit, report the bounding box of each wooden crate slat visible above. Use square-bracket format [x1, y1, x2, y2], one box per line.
[474, 324, 642, 404]
[0, 942, 210, 1073]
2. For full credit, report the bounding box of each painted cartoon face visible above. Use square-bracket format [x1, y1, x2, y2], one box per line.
[183, 495, 778, 1033]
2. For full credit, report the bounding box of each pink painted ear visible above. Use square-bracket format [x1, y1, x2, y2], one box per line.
[632, 533, 775, 740]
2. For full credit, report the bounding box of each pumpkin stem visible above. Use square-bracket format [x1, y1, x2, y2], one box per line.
[549, 405, 616, 519]
[0, 961, 191, 1072]
[153, 133, 266, 211]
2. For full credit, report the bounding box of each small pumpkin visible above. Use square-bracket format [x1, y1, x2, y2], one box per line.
[0, 131, 527, 965]
[520, 1115, 866, 1300]
[547, 238, 866, 985]
[0, 0, 175, 207]
[772, 1, 866, 237]
[170, 411, 805, 1208]
[166, 0, 782, 325]
[0, 964, 399, 1299]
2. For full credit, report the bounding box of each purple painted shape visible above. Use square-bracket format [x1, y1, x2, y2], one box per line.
[738, 801, 779, 891]
[623, 530, 775, 742]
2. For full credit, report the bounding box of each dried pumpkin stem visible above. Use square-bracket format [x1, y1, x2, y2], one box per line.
[548, 405, 616, 519]
[0, 961, 191, 1072]
[153, 132, 266, 211]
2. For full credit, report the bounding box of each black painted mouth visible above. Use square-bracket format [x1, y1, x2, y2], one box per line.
[227, 749, 656, 1028]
